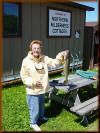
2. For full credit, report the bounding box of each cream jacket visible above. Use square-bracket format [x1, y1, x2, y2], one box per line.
[20, 52, 64, 95]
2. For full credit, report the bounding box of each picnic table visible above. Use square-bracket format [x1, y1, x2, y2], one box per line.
[49, 74, 98, 106]
[49, 74, 98, 126]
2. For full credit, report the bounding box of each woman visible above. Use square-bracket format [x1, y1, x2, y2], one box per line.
[20, 40, 69, 131]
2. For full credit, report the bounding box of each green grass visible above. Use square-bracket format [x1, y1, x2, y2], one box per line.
[2, 84, 98, 131]
[2, 84, 30, 131]
[2, 69, 99, 132]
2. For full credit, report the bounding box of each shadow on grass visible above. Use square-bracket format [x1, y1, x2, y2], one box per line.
[38, 100, 63, 126]
[78, 85, 98, 102]
[45, 100, 63, 118]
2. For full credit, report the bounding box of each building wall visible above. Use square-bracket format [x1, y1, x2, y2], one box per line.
[2, 2, 86, 77]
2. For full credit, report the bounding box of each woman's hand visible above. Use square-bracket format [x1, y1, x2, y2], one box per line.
[36, 81, 43, 87]
[61, 50, 69, 56]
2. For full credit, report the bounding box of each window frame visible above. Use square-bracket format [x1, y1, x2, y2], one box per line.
[3, 2, 22, 38]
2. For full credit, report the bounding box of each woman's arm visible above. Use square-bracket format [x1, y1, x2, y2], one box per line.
[20, 60, 35, 87]
[45, 50, 69, 67]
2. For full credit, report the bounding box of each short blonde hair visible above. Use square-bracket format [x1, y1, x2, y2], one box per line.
[29, 40, 43, 51]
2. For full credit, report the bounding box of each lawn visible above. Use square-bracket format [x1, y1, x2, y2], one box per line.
[2, 69, 99, 132]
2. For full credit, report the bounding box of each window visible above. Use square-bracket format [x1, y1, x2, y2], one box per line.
[3, 2, 22, 37]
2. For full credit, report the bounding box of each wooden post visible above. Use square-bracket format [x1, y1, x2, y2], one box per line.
[63, 54, 69, 85]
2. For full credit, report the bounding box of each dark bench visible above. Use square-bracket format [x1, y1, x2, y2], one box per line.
[70, 96, 98, 126]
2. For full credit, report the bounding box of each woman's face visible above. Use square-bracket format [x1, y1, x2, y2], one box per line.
[32, 43, 41, 58]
